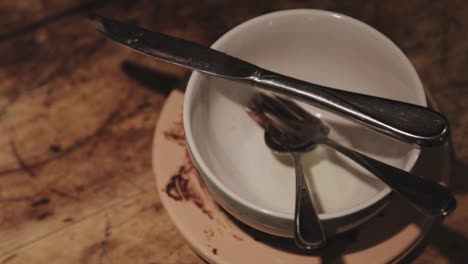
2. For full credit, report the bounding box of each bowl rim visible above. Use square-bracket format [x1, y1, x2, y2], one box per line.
[183, 9, 425, 222]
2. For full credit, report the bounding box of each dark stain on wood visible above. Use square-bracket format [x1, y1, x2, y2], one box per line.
[30, 197, 50, 207]
[212, 248, 217, 255]
[49, 145, 62, 153]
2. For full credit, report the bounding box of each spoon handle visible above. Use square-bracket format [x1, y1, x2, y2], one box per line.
[323, 139, 456, 216]
[255, 70, 449, 147]
[291, 152, 326, 249]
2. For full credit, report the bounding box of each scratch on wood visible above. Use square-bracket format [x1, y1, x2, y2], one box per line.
[10, 140, 36, 177]
[50, 188, 79, 201]
[0, 193, 143, 257]
[0, 254, 17, 264]
[0, 102, 123, 177]
[112, 202, 160, 228]
[0, 83, 147, 178]
[120, 175, 145, 193]
[36, 38, 107, 89]
[99, 216, 113, 264]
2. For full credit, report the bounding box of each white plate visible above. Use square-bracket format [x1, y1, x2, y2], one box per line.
[153, 90, 452, 264]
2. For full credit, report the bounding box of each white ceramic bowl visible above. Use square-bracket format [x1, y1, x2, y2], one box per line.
[184, 9, 425, 237]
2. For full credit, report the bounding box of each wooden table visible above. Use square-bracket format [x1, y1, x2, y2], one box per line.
[1, 1, 467, 263]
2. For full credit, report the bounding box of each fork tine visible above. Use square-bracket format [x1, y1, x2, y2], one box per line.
[273, 95, 311, 120]
[247, 95, 297, 133]
[264, 112, 297, 134]
[260, 94, 300, 121]
[246, 105, 289, 136]
[251, 93, 304, 129]
[247, 94, 307, 146]
[245, 107, 269, 130]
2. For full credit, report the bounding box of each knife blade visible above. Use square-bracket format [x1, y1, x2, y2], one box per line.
[88, 13, 449, 147]
[88, 13, 257, 80]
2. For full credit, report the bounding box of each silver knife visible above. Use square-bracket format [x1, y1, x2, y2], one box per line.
[88, 14, 449, 147]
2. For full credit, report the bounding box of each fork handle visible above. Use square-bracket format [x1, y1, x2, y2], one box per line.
[291, 152, 326, 249]
[254, 69, 449, 147]
[322, 139, 456, 216]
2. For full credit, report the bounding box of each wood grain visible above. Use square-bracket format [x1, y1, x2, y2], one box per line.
[0, 1, 467, 263]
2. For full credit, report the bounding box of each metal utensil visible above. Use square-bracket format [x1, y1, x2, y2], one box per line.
[88, 14, 449, 147]
[247, 93, 456, 217]
[247, 97, 326, 250]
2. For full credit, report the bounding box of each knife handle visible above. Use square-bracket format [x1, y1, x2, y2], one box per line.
[254, 69, 449, 147]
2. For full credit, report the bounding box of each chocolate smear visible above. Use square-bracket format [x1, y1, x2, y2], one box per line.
[163, 120, 214, 220]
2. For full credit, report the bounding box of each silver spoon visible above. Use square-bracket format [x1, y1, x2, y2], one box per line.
[247, 98, 326, 249]
[267, 134, 326, 249]
[247, 93, 456, 219]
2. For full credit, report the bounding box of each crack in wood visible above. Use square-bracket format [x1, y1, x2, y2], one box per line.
[0, 254, 16, 264]
[112, 202, 162, 229]
[0, 192, 143, 258]
[10, 140, 36, 177]
[99, 216, 113, 264]
[49, 188, 79, 202]
[0, 37, 109, 116]
[35, 36, 108, 91]
[0, 100, 126, 178]
[85, 108, 121, 157]
[120, 176, 146, 194]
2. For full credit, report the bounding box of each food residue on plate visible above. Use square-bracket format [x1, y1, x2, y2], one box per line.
[163, 120, 214, 220]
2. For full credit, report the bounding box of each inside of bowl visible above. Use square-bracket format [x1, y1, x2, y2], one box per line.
[187, 10, 425, 217]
